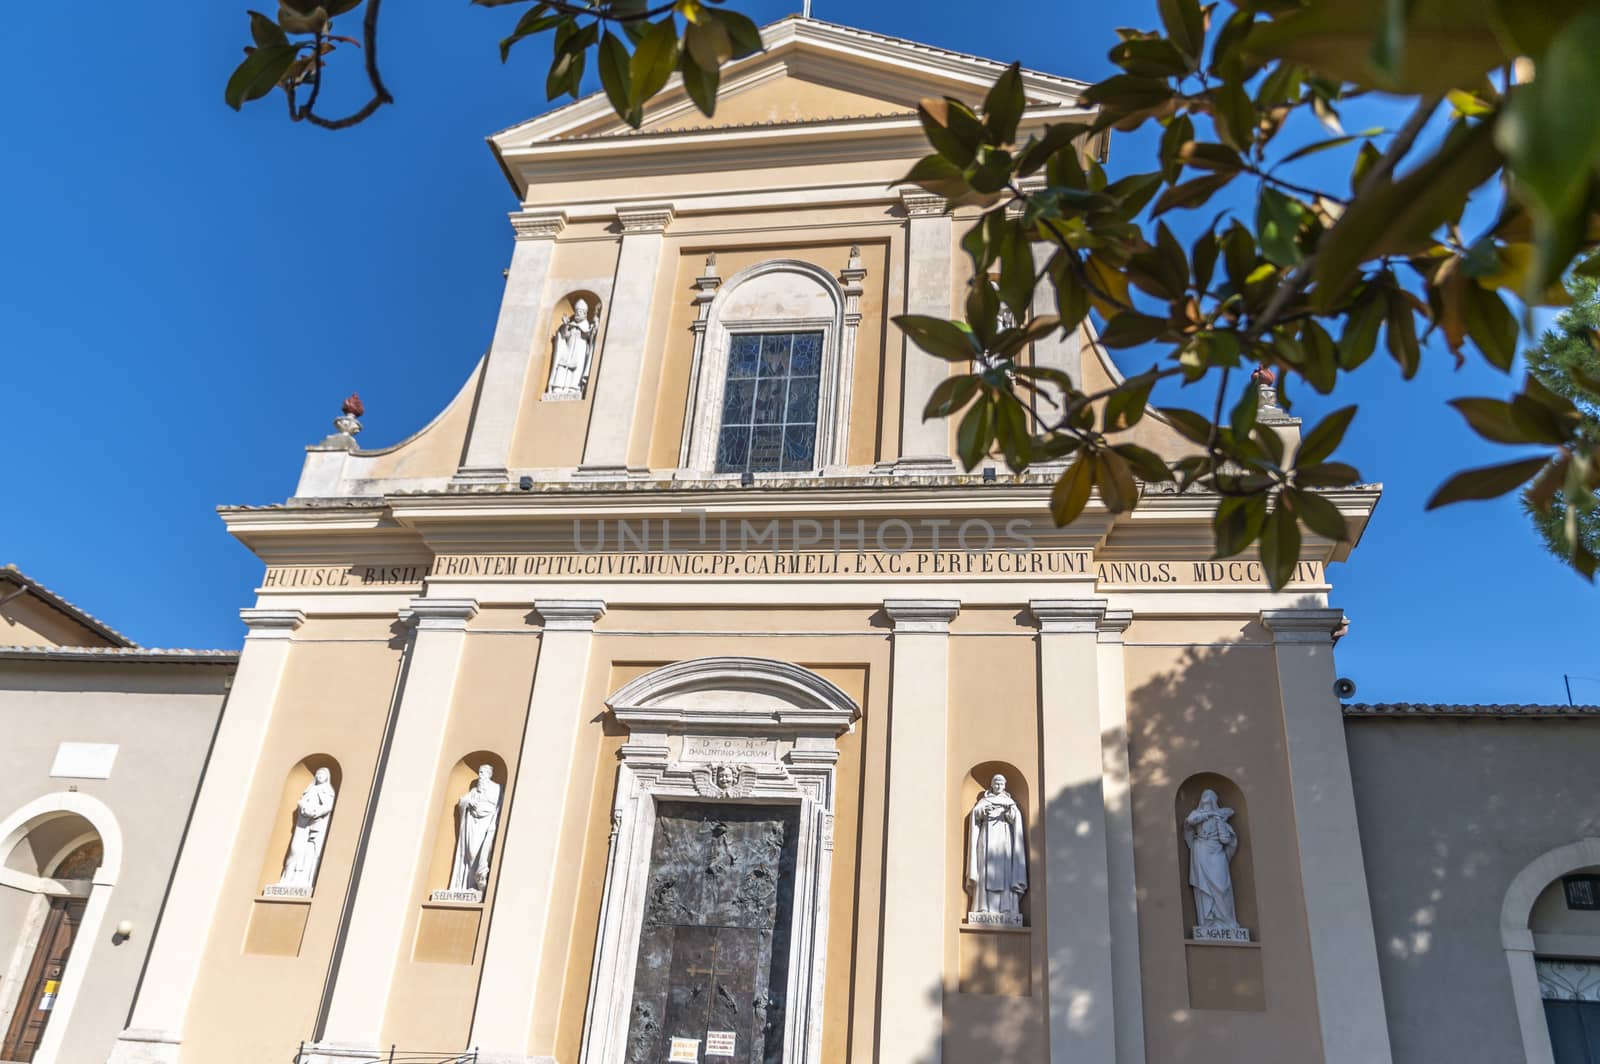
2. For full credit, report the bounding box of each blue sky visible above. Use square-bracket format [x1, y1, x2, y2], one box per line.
[2, 0, 1593, 705]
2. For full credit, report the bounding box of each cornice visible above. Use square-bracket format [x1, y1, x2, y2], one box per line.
[882, 598, 960, 632]
[509, 209, 566, 241]
[0, 646, 240, 665]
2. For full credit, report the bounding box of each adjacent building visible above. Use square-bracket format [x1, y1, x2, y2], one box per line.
[0, 566, 235, 1064]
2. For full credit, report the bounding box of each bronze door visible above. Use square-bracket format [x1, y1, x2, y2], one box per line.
[2, 897, 86, 1062]
[625, 802, 800, 1064]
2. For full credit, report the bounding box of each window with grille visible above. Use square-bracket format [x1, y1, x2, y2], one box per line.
[713, 331, 823, 474]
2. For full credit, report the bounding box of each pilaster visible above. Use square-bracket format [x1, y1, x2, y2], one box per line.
[577, 205, 674, 479]
[456, 210, 566, 485]
[301, 598, 478, 1062]
[1028, 599, 1120, 1064]
[877, 598, 959, 1064]
[108, 609, 305, 1064]
[470, 600, 605, 1060]
[893, 191, 956, 473]
[1261, 607, 1394, 1064]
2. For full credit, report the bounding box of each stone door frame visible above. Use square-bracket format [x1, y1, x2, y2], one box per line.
[578, 657, 859, 1064]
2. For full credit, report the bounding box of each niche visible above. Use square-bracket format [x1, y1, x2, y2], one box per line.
[957, 761, 1032, 997]
[1175, 772, 1263, 1010]
[256, 754, 342, 897]
[414, 752, 507, 966]
[245, 755, 340, 957]
[542, 290, 603, 400]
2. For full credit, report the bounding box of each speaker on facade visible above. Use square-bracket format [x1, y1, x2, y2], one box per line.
[1333, 677, 1357, 699]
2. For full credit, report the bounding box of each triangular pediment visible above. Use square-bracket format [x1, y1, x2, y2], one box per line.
[490, 17, 1088, 149]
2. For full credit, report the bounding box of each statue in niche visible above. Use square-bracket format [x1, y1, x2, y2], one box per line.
[966, 773, 1028, 926]
[271, 767, 336, 895]
[447, 765, 502, 897]
[545, 297, 600, 399]
[1183, 789, 1248, 941]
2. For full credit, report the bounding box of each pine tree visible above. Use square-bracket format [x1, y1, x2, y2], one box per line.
[1522, 259, 1600, 570]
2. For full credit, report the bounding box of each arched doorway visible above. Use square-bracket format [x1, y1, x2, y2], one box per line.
[0, 794, 122, 1064]
[1502, 839, 1600, 1064]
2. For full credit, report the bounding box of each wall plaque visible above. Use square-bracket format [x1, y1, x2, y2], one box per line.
[705, 1030, 737, 1057]
[667, 1038, 699, 1062]
[681, 736, 777, 763]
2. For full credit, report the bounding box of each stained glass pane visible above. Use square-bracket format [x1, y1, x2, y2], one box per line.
[754, 378, 787, 424]
[722, 379, 755, 425]
[714, 427, 750, 472]
[728, 335, 761, 378]
[760, 333, 792, 376]
[749, 426, 784, 470]
[791, 332, 822, 374]
[785, 377, 818, 423]
[782, 426, 816, 471]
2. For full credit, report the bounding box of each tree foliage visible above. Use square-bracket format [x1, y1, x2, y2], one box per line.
[225, 0, 1600, 587]
[1521, 254, 1600, 572]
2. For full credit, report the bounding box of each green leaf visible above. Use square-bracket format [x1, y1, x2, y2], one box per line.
[957, 397, 995, 469]
[1213, 493, 1268, 559]
[983, 62, 1026, 144]
[684, 16, 732, 73]
[1462, 283, 1517, 370]
[679, 49, 720, 117]
[248, 10, 287, 48]
[1297, 405, 1357, 466]
[1289, 487, 1350, 541]
[1256, 186, 1304, 267]
[924, 375, 980, 419]
[225, 43, 297, 110]
[1158, 0, 1205, 61]
[1111, 36, 1192, 78]
[630, 19, 679, 111]
[710, 8, 763, 58]
[1212, 80, 1256, 153]
[1162, 406, 1215, 446]
[1426, 456, 1550, 508]
[894, 314, 980, 362]
[1449, 397, 1526, 443]
[1099, 312, 1170, 348]
[1112, 442, 1175, 482]
[500, 8, 562, 62]
[1229, 381, 1260, 438]
[1096, 448, 1140, 511]
[1259, 502, 1302, 590]
[1051, 455, 1097, 525]
[1385, 287, 1422, 379]
[1278, 130, 1381, 165]
[1152, 173, 1234, 216]
[1495, 13, 1600, 241]
[1296, 461, 1362, 488]
[1018, 121, 1093, 177]
[598, 32, 634, 127]
[901, 155, 970, 203]
[1338, 287, 1385, 369]
[919, 97, 981, 166]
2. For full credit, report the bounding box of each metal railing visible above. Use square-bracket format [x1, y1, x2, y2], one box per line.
[295, 1044, 478, 1064]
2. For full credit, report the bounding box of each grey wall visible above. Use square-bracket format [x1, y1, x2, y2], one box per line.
[0, 661, 229, 1063]
[1346, 716, 1600, 1064]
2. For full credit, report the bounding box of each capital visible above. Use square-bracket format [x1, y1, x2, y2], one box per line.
[508, 209, 566, 241]
[1260, 607, 1344, 645]
[616, 204, 675, 234]
[883, 598, 959, 632]
[900, 189, 950, 218]
[406, 597, 479, 631]
[240, 608, 305, 639]
[534, 599, 607, 631]
[1028, 598, 1110, 635]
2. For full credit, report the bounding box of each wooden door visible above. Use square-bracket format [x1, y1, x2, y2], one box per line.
[1, 897, 86, 1062]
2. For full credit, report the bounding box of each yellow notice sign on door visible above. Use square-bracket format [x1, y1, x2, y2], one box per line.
[668, 1037, 699, 1061]
[40, 979, 60, 1011]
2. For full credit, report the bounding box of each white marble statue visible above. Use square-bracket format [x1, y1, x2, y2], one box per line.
[966, 774, 1027, 925]
[546, 298, 599, 398]
[1184, 789, 1246, 939]
[274, 767, 336, 893]
[448, 765, 502, 895]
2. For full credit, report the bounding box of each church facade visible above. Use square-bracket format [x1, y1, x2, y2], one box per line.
[74, 17, 1600, 1064]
